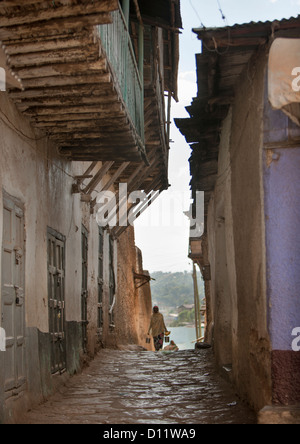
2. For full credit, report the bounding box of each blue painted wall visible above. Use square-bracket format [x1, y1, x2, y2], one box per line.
[264, 146, 300, 350]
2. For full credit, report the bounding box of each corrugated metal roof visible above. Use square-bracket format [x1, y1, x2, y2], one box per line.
[175, 15, 300, 219]
[193, 15, 300, 36]
[193, 15, 300, 48]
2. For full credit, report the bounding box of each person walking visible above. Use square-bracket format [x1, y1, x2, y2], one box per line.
[147, 306, 168, 351]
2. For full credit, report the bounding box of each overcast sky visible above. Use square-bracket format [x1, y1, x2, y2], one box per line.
[134, 0, 300, 274]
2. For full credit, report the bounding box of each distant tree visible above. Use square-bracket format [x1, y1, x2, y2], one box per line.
[150, 270, 204, 308]
[170, 308, 195, 327]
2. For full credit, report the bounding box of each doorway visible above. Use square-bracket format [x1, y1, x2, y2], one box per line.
[81, 225, 88, 352]
[47, 228, 66, 374]
[1, 193, 26, 395]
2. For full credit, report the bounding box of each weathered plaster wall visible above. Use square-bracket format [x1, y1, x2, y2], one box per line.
[104, 226, 153, 350]
[0, 91, 153, 422]
[0, 91, 88, 422]
[135, 247, 154, 351]
[206, 47, 272, 411]
[229, 48, 272, 411]
[207, 108, 235, 368]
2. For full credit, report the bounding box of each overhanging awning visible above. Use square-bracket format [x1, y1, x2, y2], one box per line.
[268, 38, 300, 126]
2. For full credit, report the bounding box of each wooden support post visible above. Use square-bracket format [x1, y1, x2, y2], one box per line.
[101, 154, 158, 228]
[82, 161, 114, 195]
[132, 190, 160, 220]
[193, 262, 202, 342]
[167, 91, 172, 143]
[112, 189, 161, 239]
[122, 0, 130, 27]
[77, 161, 98, 185]
[90, 162, 130, 208]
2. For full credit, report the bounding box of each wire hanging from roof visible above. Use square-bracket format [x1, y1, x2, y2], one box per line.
[189, 0, 206, 29]
[200, 0, 231, 55]
[216, 0, 227, 24]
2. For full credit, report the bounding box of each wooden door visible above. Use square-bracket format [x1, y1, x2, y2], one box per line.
[1, 194, 26, 395]
[97, 227, 104, 335]
[47, 228, 66, 374]
[108, 236, 116, 328]
[81, 226, 88, 352]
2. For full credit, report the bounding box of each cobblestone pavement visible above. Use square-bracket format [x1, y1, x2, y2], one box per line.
[20, 349, 257, 424]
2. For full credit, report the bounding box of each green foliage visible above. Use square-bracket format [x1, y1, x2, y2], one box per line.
[170, 308, 195, 327]
[150, 271, 203, 308]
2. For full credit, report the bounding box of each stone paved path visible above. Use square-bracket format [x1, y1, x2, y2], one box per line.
[20, 349, 257, 424]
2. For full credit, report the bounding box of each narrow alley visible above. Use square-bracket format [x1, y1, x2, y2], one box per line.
[1, 0, 300, 426]
[19, 349, 256, 425]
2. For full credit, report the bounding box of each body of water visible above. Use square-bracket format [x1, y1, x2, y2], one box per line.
[166, 326, 197, 351]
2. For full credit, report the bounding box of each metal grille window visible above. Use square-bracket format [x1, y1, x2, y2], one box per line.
[97, 227, 104, 334]
[1, 193, 26, 394]
[47, 228, 66, 375]
[109, 236, 116, 329]
[97, 2, 144, 147]
[81, 226, 88, 352]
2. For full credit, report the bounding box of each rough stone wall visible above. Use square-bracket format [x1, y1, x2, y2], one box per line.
[105, 226, 139, 348]
[104, 226, 153, 351]
[135, 247, 154, 351]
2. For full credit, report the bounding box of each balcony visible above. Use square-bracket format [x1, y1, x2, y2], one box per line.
[2, 0, 146, 163]
[1, 0, 181, 229]
[97, 5, 145, 151]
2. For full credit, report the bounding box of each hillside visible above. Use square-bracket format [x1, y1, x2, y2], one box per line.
[150, 270, 204, 309]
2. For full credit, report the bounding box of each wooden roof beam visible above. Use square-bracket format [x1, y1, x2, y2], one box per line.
[0, 13, 113, 41]
[34, 122, 130, 134]
[31, 116, 128, 128]
[19, 73, 111, 89]
[30, 113, 127, 125]
[22, 103, 124, 117]
[63, 153, 142, 162]
[16, 95, 120, 111]
[59, 145, 138, 154]
[0, 0, 44, 7]
[4, 35, 94, 55]
[0, 1, 118, 28]
[90, 162, 131, 207]
[9, 83, 114, 100]
[112, 190, 161, 239]
[12, 59, 107, 80]
[50, 131, 134, 143]
[102, 157, 161, 228]
[8, 46, 101, 68]
[82, 161, 114, 195]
